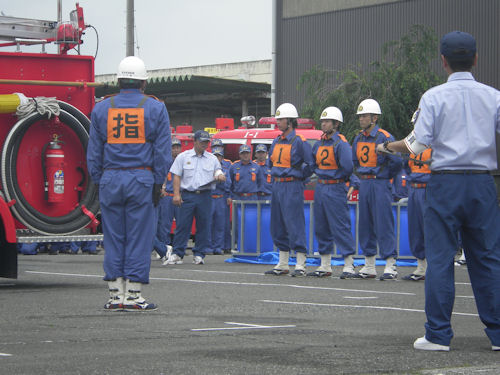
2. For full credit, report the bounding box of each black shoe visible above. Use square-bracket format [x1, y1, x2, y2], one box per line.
[402, 273, 425, 281]
[290, 269, 307, 277]
[306, 270, 332, 277]
[264, 268, 289, 276]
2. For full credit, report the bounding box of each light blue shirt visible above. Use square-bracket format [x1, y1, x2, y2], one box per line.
[413, 72, 500, 171]
[170, 148, 222, 191]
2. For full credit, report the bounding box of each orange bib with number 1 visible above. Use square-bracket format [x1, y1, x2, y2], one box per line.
[270, 144, 292, 168]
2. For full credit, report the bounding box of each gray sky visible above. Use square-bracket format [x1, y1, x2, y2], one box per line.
[1, 0, 272, 75]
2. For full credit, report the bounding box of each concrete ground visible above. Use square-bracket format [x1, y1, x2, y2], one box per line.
[0, 252, 498, 375]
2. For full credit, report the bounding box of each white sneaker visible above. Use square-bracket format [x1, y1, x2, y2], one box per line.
[166, 245, 173, 258]
[413, 337, 450, 351]
[163, 253, 183, 265]
[492, 345, 500, 351]
[193, 255, 204, 265]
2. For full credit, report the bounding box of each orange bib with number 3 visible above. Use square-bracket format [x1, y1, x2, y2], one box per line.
[356, 142, 377, 167]
[316, 146, 338, 170]
[107, 108, 145, 144]
[270, 144, 292, 168]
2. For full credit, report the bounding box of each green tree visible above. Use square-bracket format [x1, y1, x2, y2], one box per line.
[298, 25, 445, 141]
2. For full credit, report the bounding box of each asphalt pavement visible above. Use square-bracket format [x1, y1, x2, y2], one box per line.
[0, 252, 498, 375]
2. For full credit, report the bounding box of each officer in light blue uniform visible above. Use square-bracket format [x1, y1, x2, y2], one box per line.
[206, 146, 231, 255]
[310, 107, 356, 278]
[254, 144, 273, 200]
[87, 56, 171, 311]
[379, 31, 500, 352]
[351, 98, 403, 280]
[229, 145, 263, 201]
[154, 137, 181, 261]
[166, 130, 225, 265]
[264, 103, 314, 277]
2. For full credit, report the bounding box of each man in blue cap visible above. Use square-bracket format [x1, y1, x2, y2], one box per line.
[254, 144, 273, 200]
[378, 31, 500, 352]
[165, 130, 225, 265]
[229, 145, 263, 201]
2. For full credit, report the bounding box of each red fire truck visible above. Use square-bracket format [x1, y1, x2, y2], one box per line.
[0, 3, 101, 278]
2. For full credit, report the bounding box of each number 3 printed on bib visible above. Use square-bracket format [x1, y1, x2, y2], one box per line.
[356, 142, 377, 167]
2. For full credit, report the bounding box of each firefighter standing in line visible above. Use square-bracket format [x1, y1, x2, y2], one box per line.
[206, 146, 231, 255]
[152, 137, 181, 263]
[229, 145, 263, 201]
[165, 130, 225, 265]
[351, 99, 403, 280]
[211, 138, 233, 253]
[309, 107, 357, 278]
[87, 56, 171, 311]
[254, 144, 273, 200]
[265, 103, 314, 277]
[378, 31, 500, 351]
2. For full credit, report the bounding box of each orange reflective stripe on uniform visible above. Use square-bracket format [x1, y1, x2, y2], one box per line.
[251, 172, 256, 182]
[270, 143, 292, 168]
[167, 172, 172, 181]
[235, 172, 240, 182]
[356, 141, 377, 167]
[316, 145, 338, 170]
[266, 174, 271, 183]
[409, 148, 432, 174]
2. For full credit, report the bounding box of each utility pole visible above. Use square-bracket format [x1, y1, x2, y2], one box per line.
[126, 0, 134, 56]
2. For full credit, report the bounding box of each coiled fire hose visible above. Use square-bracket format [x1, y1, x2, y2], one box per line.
[1, 95, 99, 235]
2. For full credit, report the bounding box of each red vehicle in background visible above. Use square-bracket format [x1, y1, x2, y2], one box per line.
[0, 3, 101, 278]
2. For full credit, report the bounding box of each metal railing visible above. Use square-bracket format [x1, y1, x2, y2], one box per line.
[231, 200, 413, 259]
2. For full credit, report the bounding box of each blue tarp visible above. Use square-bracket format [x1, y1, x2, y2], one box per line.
[225, 252, 417, 267]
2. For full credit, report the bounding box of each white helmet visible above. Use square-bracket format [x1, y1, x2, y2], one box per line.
[320, 106, 343, 123]
[356, 99, 381, 115]
[117, 56, 148, 80]
[275, 103, 299, 119]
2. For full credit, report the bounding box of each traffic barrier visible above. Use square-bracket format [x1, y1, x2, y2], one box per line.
[231, 200, 412, 259]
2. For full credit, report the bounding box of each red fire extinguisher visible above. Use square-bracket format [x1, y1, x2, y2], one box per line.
[44, 134, 65, 203]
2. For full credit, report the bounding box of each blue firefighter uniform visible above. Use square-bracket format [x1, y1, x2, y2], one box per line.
[207, 148, 231, 255]
[229, 160, 263, 201]
[268, 130, 314, 254]
[312, 132, 356, 258]
[405, 148, 432, 261]
[255, 160, 272, 200]
[352, 125, 402, 260]
[391, 170, 408, 202]
[153, 170, 179, 257]
[87, 89, 171, 284]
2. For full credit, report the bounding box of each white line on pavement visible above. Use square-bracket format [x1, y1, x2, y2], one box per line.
[26, 270, 415, 296]
[259, 299, 479, 317]
[0, 353, 13, 357]
[343, 296, 378, 300]
[191, 322, 296, 332]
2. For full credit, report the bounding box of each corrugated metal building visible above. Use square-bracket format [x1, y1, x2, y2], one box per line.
[275, 0, 500, 107]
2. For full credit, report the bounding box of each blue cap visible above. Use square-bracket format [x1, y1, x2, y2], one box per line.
[239, 144, 251, 153]
[211, 138, 223, 147]
[440, 31, 476, 59]
[255, 144, 267, 153]
[212, 146, 224, 156]
[172, 137, 181, 146]
[194, 130, 211, 142]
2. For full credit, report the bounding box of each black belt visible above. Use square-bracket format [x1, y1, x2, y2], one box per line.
[182, 189, 211, 194]
[431, 170, 489, 175]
